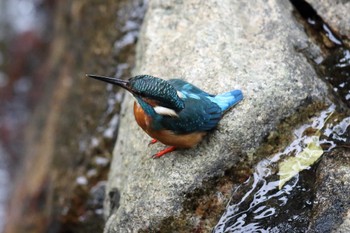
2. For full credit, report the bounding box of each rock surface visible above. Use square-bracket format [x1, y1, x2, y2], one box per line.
[306, 0, 350, 40]
[104, 0, 330, 232]
[310, 149, 350, 233]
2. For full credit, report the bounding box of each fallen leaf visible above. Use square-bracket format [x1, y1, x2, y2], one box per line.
[278, 136, 323, 189]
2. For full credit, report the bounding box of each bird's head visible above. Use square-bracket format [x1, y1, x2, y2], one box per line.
[86, 74, 185, 116]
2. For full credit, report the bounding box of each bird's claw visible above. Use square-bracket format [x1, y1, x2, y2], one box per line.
[148, 138, 158, 146]
[151, 146, 176, 159]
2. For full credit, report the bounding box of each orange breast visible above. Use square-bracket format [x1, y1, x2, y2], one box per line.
[133, 101, 152, 131]
[133, 102, 206, 148]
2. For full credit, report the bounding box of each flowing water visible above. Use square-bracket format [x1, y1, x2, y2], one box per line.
[214, 105, 350, 233]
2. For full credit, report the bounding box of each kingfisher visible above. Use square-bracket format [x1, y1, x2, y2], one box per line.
[86, 74, 243, 158]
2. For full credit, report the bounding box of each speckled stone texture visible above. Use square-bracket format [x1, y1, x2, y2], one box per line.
[309, 149, 350, 233]
[306, 0, 350, 40]
[104, 0, 330, 232]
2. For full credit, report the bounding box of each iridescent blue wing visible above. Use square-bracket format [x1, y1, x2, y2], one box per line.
[159, 79, 243, 133]
[160, 96, 222, 133]
[168, 79, 214, 97]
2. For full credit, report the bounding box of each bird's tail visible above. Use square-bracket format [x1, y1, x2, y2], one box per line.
[210, 90, 243, 112]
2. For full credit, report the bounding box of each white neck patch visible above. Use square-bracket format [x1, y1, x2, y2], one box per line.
[153, 106, 179, 117]
[177, 91, 184, 98]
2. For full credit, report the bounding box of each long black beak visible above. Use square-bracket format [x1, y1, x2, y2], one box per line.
[86, 74, 129, 90]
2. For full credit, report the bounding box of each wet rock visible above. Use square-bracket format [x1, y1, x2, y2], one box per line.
[306, 0, 350, 40]
[309, 149, 350, 233]
[336, 211, 350, 233]
[104, 0, 330, 232]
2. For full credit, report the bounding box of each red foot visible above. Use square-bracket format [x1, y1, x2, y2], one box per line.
[148, 138, 158, 146]
[152, 146, 176, 159]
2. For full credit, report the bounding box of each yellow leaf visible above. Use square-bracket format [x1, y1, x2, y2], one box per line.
[278, 136, 323, 189]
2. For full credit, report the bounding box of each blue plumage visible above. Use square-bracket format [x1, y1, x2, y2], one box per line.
[130, 75, 185, 112]
[208, 89, 243, 112]
[157, 79, 243, 133]
[87, 74, 243, 158]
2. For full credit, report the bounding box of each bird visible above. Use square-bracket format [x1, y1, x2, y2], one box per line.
[86, 74, 243, 158]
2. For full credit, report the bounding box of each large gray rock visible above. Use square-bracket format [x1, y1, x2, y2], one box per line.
[309, 149, 350, 233]
[104, 0, 329, 232]
[336, 210, 350, 233]
[306, 0, 350, 39]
